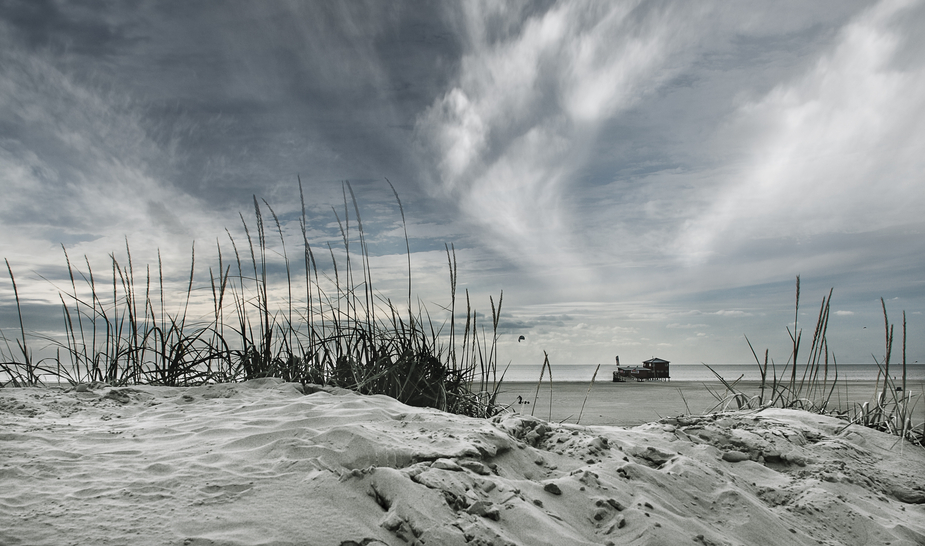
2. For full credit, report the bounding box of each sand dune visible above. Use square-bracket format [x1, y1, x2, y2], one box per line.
[2, 378, 923, 545]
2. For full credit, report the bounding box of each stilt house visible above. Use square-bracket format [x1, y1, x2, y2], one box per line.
[613, 357, 670, 381]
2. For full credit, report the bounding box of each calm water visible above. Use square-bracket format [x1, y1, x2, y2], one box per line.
[501, 363, 925, 383]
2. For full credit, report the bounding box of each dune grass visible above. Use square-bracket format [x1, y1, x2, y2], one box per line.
[576, 363, 601, 425]
[848, 301, 920, 445]
[3, 197, 921, 443]
[530, 351, 553, 421]
[704, 276, 923, 447]
[0, 181, 506, 418]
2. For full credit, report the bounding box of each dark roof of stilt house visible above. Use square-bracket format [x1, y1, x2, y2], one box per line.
[643, 357, 669, 365]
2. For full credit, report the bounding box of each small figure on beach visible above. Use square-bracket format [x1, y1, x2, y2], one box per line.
[518, 335, 525, 342]
[515, 395, 530, 405]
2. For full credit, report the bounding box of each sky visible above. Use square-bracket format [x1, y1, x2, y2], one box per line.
[1, 0, 924, 371]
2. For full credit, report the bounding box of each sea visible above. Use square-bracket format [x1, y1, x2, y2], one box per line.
[499, 363, 925, 383]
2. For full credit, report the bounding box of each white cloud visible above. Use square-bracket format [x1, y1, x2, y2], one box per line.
[835, 310, 856, 316]
[416, 1, 702, 278]
[715, 310, 753, 317]
[678, 0, 925, 263]
[666, 323, 709, 329]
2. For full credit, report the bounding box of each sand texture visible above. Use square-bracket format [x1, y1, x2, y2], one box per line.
[2, 378, 924, 546]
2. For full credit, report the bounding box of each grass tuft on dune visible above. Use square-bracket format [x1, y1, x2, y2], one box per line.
[0, 180, 505, 418]
[703, 276, 923, 447]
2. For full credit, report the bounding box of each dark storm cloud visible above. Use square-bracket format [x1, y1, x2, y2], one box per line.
[120, 1, 465, 204]
[2, 1, 465, 210]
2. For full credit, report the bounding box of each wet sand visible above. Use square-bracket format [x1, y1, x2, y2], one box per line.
[498, 379, 900, 426]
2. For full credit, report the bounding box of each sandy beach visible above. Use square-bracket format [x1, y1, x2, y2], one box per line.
[2, 378, 924, 545]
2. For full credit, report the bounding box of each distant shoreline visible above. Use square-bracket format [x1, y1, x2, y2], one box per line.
[496, 363, 925, 383]
[494, 376, 912, 389]
[492, 379, 921, 427]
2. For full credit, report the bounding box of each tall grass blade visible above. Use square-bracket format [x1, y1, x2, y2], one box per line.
[577, 363, 601, 425]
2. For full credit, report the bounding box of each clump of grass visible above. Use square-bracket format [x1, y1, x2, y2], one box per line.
[0, 180, 506, 418]
[705, 276, 922, 447]
[846, 300, 922, 446]
[1, 259, 41, 386]
[705, 276, 838, 413]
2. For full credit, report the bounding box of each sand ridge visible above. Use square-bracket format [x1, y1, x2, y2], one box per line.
[1, 378, 923, 545]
